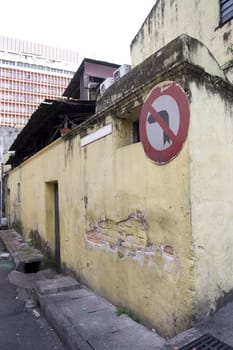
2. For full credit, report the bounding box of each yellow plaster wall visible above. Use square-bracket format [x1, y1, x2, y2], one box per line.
[113, 142, 193, 335]
[6, 112, 193, 337]
[131, 0, 233, 69]
[7, 167, 22, 229]
[7, 139, 66, 253]
[79, 116, 193, 336]
[188, 81, 233, 318]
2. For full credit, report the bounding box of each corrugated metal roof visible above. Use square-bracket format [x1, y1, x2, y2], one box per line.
[8, 97, 95, 167]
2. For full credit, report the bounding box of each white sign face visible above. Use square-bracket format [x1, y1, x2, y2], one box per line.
[146, 95, 180, 151]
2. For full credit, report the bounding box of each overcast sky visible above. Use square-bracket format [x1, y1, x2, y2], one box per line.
[0, 0, 156, 65]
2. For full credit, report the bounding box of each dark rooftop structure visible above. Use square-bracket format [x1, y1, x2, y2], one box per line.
[7, 98, 95, 167]
[63, 58, 120, 100]
[7, 58, 120, 167]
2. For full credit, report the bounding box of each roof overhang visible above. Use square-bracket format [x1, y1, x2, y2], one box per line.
[7, 97, 95, 167]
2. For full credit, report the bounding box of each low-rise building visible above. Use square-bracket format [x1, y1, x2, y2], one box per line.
[4, 0, 233, 337]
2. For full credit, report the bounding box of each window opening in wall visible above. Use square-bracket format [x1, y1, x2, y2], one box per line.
[115, 106, 141, 148]
[45, 181, 61, 273]
[17, 182, 21, 203]
[132, 120, 140, 143]
[220, 0, 233, 25]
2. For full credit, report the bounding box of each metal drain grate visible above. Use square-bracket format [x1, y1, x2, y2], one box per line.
[178, 334, 233, 350]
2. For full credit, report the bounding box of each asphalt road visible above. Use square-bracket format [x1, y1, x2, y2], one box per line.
[0, 237, 65, 350]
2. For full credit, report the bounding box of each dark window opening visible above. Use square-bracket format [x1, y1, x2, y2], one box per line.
[220, 0, 233, 25]
[17, 183, 21, 203]
[133, 120, 140, 143]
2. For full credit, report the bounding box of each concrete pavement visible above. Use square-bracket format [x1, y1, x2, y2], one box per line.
[2, 228, 233, 349]
[33, 276, 233, 350]
[0, 234, 65, 350]
[35, 277, 166, 350]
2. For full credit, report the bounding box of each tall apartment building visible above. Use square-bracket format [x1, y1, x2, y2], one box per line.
[0, 36, 80, 219]
[0, 36, 79, 129]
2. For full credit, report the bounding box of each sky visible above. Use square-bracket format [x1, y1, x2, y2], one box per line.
[0, 0, 157, 65]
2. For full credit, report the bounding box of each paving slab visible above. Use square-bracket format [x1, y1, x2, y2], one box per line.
[42, 301, 93, 350]
[8, 268, 59, 289]
[34, 277, 166, 350]
[58, 293, 116, 313]
[89, 322, 166, 350]
[53, 305, 125, 340]
[41, 295, 165, 350]
[37, 287, 95, 307]
[35, 275, 80, 295]
[73, 309, 159, 343]
[42, 299, 166, 350]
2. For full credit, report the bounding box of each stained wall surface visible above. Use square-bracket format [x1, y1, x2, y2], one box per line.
[188, 78, 233, 318]
[6, 99, 193, 337]
[130, 0, 233, 78]
[5, 32, 233, 337]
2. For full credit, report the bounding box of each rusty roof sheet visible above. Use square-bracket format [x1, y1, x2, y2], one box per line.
[8, 98, 95, 167]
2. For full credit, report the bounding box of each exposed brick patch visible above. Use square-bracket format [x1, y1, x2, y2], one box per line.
[85, 211, 148, 251]
[85, 212, 176, 266]
[86, 231, 104, 245]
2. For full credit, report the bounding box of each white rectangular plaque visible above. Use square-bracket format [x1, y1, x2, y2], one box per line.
[80, 124, 112, 147]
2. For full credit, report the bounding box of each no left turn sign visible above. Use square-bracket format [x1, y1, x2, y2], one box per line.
[139, 81, 190, 164]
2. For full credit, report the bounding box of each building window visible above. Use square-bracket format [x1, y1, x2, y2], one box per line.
[220, 0, 233, 24]
[132, 120, 140, 143]
[17, 182, 21, 203]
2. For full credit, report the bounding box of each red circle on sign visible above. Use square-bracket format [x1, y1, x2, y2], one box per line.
[139, 81, 190, 164]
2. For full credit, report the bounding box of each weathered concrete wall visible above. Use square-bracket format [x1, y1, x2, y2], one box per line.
[130, 0, 233, 78]
[6, 139, 64, 240]
[81, 119, 192, 336]
[0, 127, 21, 219]
[6, 115, 193, 337]
[5, 35, 233, 337]
[188, 78, 233, 319]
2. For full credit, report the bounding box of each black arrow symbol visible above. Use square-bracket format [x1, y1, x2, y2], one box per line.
[148, 110, 171, 145]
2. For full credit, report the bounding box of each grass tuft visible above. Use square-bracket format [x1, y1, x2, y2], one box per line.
[116, 306, 140, 323]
